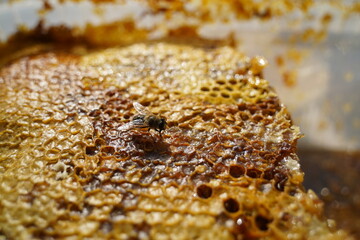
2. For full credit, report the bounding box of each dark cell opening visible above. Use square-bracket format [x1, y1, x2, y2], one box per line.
[228, 79, 237, 85]
[95, 138, 106, 147]
[240, 112, 249, 121]
[238, 103, 247, 111]
[225, 86, 233, 92]
[252, 115, 263, 122]
[200, 87, 210, 92]
[263, 169, 274, 180]
[224, 198, 239, 213]
[85, 146, 98, 156]
[213, 87, 220, 91]
[89, 109, 101, 117]
[221, 92, 230, 98]
[229, 165, 245, 178]
[197, 184, 213, 199]
[255, 215, 272, 231]
[246, 168, 262, 179]
[101, 146, 115, 155]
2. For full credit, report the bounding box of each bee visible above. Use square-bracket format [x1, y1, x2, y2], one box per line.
[118, 102, 167, 136]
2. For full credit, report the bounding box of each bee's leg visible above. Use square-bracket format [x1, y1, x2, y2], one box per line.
[148, 128, 157, 139]
[157, 129, 162, 138]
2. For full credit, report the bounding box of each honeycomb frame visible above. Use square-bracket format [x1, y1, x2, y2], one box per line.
[0, 43, 350, 239]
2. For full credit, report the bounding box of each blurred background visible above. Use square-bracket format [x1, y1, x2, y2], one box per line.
[0, 0, 359, 237]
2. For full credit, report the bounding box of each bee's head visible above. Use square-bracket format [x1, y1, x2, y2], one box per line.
[158, 117, 167, 131]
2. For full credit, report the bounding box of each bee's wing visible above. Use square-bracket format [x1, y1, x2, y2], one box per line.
[117, 122, 135, 131]
[133, 102, 151, 115]
[117, 118, 148, 132]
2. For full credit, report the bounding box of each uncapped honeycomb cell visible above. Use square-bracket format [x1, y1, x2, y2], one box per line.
[0, 43, 352, 240]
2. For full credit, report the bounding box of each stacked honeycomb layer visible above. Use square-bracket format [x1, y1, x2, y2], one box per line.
[0, 43, 350, 239]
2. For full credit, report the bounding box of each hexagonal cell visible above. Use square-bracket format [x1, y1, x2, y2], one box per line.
[223, 198, 240, 213]
[196, 184, 213, 199]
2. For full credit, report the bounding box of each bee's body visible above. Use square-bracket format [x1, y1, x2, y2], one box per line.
[119, 102, 167, 136]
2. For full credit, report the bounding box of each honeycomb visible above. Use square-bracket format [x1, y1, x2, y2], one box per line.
[0, 43, 351, 239]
